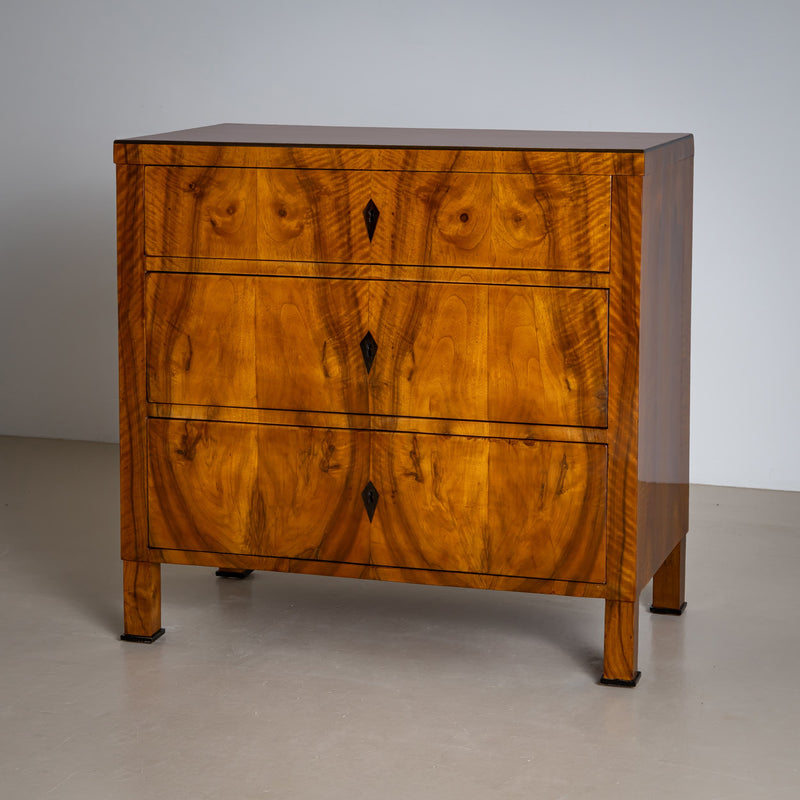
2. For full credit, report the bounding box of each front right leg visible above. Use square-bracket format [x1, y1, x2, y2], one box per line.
[121, 560, 164, 643]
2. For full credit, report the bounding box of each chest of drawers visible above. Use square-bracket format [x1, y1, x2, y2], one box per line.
[115, 125, 693, 685]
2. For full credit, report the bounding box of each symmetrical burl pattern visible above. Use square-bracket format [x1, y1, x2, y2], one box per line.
[117, 128, 692, 685]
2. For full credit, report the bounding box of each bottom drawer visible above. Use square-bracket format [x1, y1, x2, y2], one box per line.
[147, 419, 607, 583]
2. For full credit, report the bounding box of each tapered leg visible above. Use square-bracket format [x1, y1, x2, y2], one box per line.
[651, 536, 687, 615]
[601, 599, 640, 686]
[121, 561, 165, 642]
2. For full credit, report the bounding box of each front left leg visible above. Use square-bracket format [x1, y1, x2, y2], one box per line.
[600, 599, 640, 686]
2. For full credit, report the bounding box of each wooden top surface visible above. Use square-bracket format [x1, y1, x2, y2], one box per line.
[116, 123, 692, 155]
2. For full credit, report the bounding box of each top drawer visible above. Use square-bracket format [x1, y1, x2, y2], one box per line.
[144, 167, 610, 271]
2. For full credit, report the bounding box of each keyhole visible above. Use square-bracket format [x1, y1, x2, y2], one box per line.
[361, 480, 379, 521]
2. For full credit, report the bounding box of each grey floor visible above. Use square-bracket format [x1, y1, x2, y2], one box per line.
[1, 436, 798, 799]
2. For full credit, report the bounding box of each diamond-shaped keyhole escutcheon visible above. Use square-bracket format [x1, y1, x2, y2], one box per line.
[359, 331, 378, 374]
[363, 199, 380, 242]
[361, 481, 379, 522]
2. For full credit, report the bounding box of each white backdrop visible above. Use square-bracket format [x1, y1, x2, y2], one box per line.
[1, 0, 798, 490]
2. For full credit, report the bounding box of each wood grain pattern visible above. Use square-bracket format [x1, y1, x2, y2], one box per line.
[117, 165, 150, 562]
[361, 432, 605, 582]
[150, 547, 609, 598]
[119, 142, 640, 175]
[146, 256, 611, 289]
[148, 419, 370, 562]
[369, 433, 489, 574]
[636, 155, 693, 591]
[487, 438, 607, 583]
[144, 167, 610, 271]
[372, 281, 608, 425]
[148, 404, 610, 444]
[605, 176, 643, 603]
[486, 286, 608, 426]
[147, 419, 606, 583]
[146, 274, 368, 413]
[115, 126, 693, 175]
[117, 128, 693, 681]
[368, 279, 486, 420]
[602, 600, 639, 683]
[122, 561, 161, 637]
[147, 274, 608, 426]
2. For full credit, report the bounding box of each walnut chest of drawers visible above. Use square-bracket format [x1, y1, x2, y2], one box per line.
[114, 124, 693, 685]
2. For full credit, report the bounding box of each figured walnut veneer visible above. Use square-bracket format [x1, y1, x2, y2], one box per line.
[116, 124, 693, 684]
[144, 166, 610, 271]
[145, 274, 608, 426]
[147, 419, 607, 584]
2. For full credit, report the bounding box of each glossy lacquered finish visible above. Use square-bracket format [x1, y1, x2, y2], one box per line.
[147, 419, 607, 583]
[144, 166, 611, 270]
[145, 274, 609, 426]
[116, 125, 693, 684]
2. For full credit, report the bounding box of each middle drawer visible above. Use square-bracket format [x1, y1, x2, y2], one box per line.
[146, 274, 608, 427]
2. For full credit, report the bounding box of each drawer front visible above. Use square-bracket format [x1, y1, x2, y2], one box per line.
[147, 419, 607, 583]
[144, 166, 610, 271]
[146, 274, 608, 427]
[370, 432, 607, 584]
[145, 273, 369, 414]
[148, 419, 371, 561]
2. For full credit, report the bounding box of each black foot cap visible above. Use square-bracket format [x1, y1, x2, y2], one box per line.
[600, 671, 641, 688]
[215, 568, 254, 579]
[650, 602, 687, 616]
[120, 628, 165, 644]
